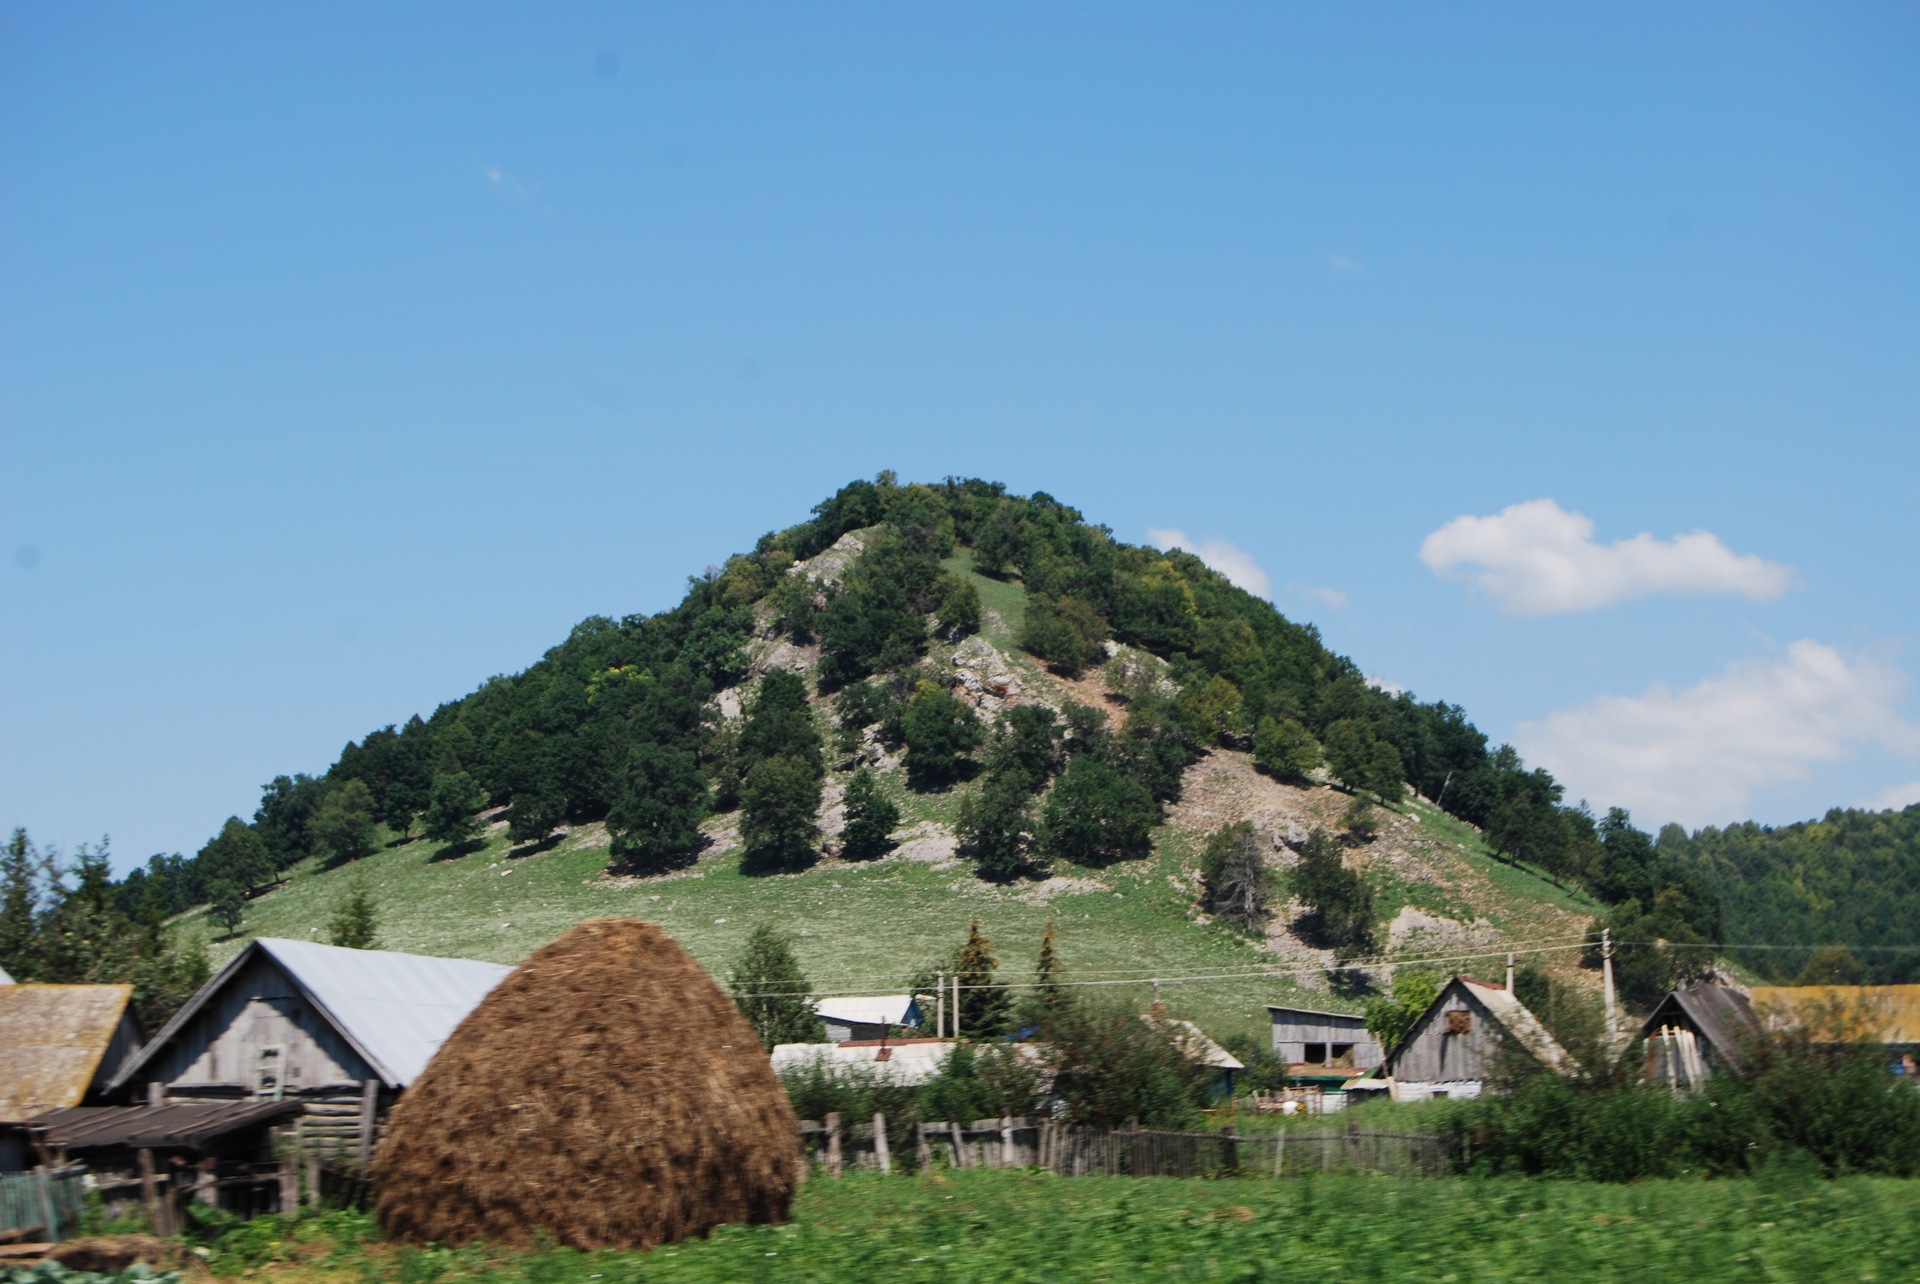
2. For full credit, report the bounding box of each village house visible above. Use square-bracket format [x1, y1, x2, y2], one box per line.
[1384, 974, 1578, 1101]
[0, 982, 143, 1171]
[812, 994, 918, 1043]
[104, 938, 511, 1166]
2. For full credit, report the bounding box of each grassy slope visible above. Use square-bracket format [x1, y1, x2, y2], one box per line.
[202, 557, 1594, 1048]
[213, 1171, 1920, 1282]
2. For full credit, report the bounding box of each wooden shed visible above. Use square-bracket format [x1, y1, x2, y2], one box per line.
[1640, 983, 1759, 1090]
[105, 938, 510, 1163]
[0, 984, 142, 1126]
[1384, 975, 1578, 1101]
[1266, 1005, 1382, 1081]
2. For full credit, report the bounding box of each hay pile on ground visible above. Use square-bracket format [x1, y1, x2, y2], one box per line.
[372, 918, 800, 1251]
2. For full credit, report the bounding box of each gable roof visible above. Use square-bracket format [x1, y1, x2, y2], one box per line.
[813, 995, 915, 1027]
[1390, 975, 1579, 1076]
[110, 938, 513, 1092]
[0, 984, 136, 1116]
[1144, 1017, 1246, 1071]
[1264, 1004, 1368, 1023]
[1642, 983, 1759, 1067]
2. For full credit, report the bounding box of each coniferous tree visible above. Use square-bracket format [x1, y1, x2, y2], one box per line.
[838, 768, 899, 860]
[729, 924, 822, 1047]
[0, 828, 36, 978]
[953, 920, 1012, 1037]
[328, 881, 380, 950]
[1018, 919, 1067, 1034]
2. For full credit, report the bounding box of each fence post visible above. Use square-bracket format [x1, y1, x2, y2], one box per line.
[1273, 1126, 1285, 1178]
[1222, 1125, 1239, 1177]
[873, 1113, 891, 1175]
[36, 1169, 59, 1243]
[948, 1120, 968, 1169]
[825, 1112, 843, 1178]
[1000, 1115, 1015, 1169]
[915, 1121, 932, 1169]
[136, 1148, 165, 1236]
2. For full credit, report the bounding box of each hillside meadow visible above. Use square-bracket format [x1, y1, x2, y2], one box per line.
[194, 1170, 1920, 1283]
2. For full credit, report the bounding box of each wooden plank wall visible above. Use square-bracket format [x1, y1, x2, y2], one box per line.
[144, 954, 377, 1095]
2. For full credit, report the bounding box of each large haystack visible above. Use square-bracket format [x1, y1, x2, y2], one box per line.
[372, 918, 800, 1251]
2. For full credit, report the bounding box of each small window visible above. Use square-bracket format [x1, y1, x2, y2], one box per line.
[1430, 1090, 1450, 1101]
[1330, 1043, 1355, 1068]
[1447, 1010, 1473, 1035]
[1303, 1042, 1328, 1066]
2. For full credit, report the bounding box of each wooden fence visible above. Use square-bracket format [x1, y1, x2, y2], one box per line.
[798, 1116, 1450, 1180]
[0, 1167, 87, 1242]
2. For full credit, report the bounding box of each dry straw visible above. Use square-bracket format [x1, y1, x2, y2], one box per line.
[372, 918, 800, 1251]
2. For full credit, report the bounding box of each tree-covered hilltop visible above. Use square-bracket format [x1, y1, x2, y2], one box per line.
[122, 476, 1715, 960]
[1667, 806, 1920, 986]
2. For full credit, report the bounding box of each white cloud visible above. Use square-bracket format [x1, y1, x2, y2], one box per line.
[1365, 675, 1406, 697]
[1860, 781, 1920, 813]
[1328, 254, 1364, 275]
[1302, 586, 1349, 610]
[1419, 498, 1794, 615]
[1147, 529, 1271, 597]
[1515, 641, 1919, 829]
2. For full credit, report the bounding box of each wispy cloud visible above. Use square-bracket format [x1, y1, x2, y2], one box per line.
[1301, 585, 1349, 610]
[1860, 780, 1920, 813]
[1328, 254, 1364, 275]
[480, 163, 536, 201]
[1366, 674, 1405, 697]
[1515, 641, 1918, 829]
[1147, 529, 1271, 598]
[1420, 498, 1794, 615]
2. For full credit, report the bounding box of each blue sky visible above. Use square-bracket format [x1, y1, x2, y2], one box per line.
[3, 3, 1917, 870]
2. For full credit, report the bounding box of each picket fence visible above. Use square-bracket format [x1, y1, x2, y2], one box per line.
[799, 1116, 1450, 1180]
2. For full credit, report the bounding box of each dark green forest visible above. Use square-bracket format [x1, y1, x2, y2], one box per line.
[12, 476, 1908, 1014]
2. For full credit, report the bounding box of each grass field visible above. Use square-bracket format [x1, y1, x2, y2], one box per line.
[200, 1170, 1920, 1283]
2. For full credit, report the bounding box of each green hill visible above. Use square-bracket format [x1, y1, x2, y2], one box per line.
[152, 478, 1622, 1046]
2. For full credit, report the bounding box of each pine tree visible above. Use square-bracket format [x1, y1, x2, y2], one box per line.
[953, 920, 1011, 1037]
[729, 924, 821, 1047]
[1019, 919, 1067, 1034]
[0, 828, 37, 978]
[328, 881, 379, 950]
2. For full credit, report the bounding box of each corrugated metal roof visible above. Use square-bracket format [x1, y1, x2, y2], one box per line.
[110, 938, 512, 1092]
[772, 1040, 954, 1086]
[813, 995, 914, 1026]
[1147, 1017, 1246, 1071]
[1750, 985, 1920, 1045]
[0, 985, 135, 1116]
[31, 1100, 302, 1150]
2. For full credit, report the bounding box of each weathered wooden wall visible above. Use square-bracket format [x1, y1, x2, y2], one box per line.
[1268, 1010, 1382, 1068]
[142, 954, 377, 1096]
[1388, 984, 1498, 1083]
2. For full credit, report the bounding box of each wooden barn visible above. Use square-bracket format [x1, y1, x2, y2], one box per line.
[1384, 975, 1578, 1102]
[1266, 1005, 1382, 1086]
[104, 937, 511, 1165]
[0, 983, 143, 1171]
[1641, 982, 1760, 1090]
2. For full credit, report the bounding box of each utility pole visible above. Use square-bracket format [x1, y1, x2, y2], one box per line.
[953, 972, 962, 1041]
[1602, 928, 1618, 1041]
[935, 970, 945, 1040]
[1151, 978, 1164, 1019]
[1505, 952, 1515, 994]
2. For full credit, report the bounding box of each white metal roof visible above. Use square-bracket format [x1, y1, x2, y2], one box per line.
[812, 994, 915, 1027]
[1148, 1017, 1246, 1071]
[0, 962, 14, 985]
[111, 938, 513, 1092]
[771, 1040, 954, 1086]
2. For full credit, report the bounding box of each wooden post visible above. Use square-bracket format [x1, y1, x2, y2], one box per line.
[356, 1079, 379, 1170]
[1602, 928, 1619, 1042]
[278, 1150, 299, 1215]
[1273, 1125, 1286, 1178]
[872, 1112, 891, 1175]
[935, 970, 945, 1040]
[147, 1081, 165, 1108]
[36, 1168, 60, 1243]
[137, 1148, 164, 1235]
[952, 974, 961, 1040]
[948, 1119, 968, 1169]
[825, 1112, 842, 1178]
[1222, 1125, 1239, 1177]
[1000, 1115, 1015, 1169]
[915, 1121, 932, 1169]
